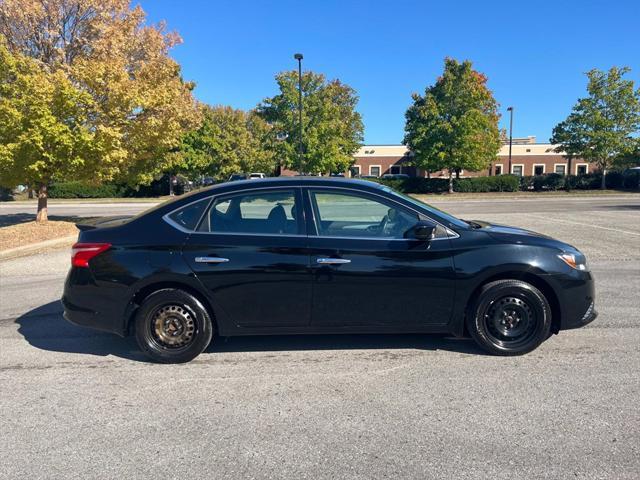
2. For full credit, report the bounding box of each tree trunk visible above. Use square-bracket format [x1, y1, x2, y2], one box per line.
[448, 170, 454, 194]
[455, 168, 460, 179]
[27, 186, 34, 199]
[36, 184, 48, 223]
[601, 169, 607, 189]
[426, 170, 431, 179]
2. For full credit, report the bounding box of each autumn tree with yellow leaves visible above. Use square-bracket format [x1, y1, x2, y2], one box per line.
[0, 0, 199, 221]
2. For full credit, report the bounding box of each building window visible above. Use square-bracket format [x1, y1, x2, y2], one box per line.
[576, 164, 588, 175]
[350, 165, 361, 178]
[369, 165, 381, 177]
[494, 164, 503, 175]
[555, 164, 567, 175]
[512, 165, 524, 176]
[389, 165, 401, 175]
[534, 165, 545, 176]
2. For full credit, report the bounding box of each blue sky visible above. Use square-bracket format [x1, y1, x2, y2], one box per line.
[140, 0, 640, 145]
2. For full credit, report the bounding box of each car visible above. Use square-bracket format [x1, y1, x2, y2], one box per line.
[62, 177, 596, 363]
[248, 173, 266, 179]
[382, 173, 410, 180]
[228, 174, 247, 182]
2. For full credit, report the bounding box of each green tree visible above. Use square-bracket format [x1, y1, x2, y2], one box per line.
[0, 39, 101, 221]
[404, 58, 501, 193]
[257, 70, 364, 175]
[551, 67, 640, 188]
[169, 105, 276, 180]
[0, 0, 198, 220]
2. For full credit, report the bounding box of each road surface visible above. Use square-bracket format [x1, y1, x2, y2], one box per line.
[1, 196, 639, 479]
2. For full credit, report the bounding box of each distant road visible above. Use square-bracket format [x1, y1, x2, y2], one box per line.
[1, 194, 638, 219]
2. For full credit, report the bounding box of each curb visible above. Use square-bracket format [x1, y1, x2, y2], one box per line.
[0, 235, 76, 261]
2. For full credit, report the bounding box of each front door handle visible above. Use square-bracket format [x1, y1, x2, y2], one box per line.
[195, 257, 230, 264]
[316, 258, 351, 265]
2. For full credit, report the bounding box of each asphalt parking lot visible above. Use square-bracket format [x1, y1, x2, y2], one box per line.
[1, 195, 639, 479]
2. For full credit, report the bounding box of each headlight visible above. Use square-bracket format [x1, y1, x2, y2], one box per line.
[558, 253, 589, 271]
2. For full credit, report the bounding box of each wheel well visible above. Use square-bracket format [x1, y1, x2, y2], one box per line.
[463, 272, 561, 336]
[126, 281, 216, 336]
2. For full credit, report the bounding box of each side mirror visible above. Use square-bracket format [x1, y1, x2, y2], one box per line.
[405, 220, 436, 241]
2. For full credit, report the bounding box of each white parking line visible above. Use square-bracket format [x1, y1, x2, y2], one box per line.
[523, 213, 640, 236]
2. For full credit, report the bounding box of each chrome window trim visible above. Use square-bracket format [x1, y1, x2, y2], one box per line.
[163, 186, 303, 237]
[305, 186, 459, 241]
[162, 183, 460, 241]
[162, 196, 213, 234]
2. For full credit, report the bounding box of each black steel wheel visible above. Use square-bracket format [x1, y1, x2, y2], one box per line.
[467, 280, 551, 355]
[134, 288, 213, 363]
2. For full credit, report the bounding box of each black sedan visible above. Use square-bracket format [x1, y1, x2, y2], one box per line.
[62, 177, 596, 363]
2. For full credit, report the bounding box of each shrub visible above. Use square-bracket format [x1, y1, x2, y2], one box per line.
[48, 181, 128, 199]
[0, 186, 13, 201]
[367, 175, 519, 193]
[622, 169, 640, 189]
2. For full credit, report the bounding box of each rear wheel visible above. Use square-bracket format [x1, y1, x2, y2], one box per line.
[467, 280, 551, 355]
[134, 289, 213, 363]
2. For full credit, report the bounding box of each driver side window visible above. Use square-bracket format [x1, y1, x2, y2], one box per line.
[310, 190, 417, 239]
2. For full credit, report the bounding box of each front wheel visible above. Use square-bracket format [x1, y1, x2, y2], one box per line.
[134, 289, 213, 363]
[467, 280, 551, 355]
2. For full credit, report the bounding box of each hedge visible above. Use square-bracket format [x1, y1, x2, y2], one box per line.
[42, 170, 640, 199]
[48, 181, 130, 198]
[370, 175, 520, 193]
[369, 171, 639, 193]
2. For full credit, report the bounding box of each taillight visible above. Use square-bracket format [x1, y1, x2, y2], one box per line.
[71, 243, 111, 268]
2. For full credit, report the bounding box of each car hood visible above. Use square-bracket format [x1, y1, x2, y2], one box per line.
[469, 219, 576, 251]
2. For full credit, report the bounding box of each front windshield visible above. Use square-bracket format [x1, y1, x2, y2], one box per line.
[381, 186, 470, 229]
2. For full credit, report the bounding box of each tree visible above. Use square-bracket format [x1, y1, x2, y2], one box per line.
[0, 0, 198, 220]
[169, 105, 276, 180]
[256, 70, 364, 175]
[551, 67, 640, 189]
[404, 58, 501, 193]
[0, 38, 98, 221]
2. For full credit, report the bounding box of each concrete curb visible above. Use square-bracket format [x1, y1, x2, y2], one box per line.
[0, 235, 76, 261]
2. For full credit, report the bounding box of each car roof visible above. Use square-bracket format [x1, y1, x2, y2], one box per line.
[193, 176, 387, 194]
[147, 176, 389, 219]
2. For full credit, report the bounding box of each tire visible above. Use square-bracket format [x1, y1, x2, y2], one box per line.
[134, 288, 213, 363]
[467, 280, 551, 356]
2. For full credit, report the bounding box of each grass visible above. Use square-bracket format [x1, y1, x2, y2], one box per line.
[0, 220, 78, 251]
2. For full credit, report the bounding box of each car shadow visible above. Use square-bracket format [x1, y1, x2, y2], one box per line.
[15, 301, 486, 363]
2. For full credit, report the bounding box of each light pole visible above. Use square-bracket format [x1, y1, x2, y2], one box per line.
[507, 106, 514, 175]
[294, 53, 304, 174]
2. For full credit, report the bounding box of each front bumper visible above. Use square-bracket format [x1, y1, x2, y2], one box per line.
[546, 269, 597, 330]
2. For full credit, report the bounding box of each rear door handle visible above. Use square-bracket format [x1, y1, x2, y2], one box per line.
[195, 257, 229, 264]
[316, 258, 351, 265]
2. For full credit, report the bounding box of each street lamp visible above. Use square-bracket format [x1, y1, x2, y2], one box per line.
[294, 53, 304, 174]
[507, 106, 514, 175]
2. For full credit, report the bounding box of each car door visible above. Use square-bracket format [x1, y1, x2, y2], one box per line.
[305, 187, 456, 329]
[182, 187, 311, 329]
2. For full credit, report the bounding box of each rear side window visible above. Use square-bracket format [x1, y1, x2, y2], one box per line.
[198, 189, 299, 235]
[166, 198, 210, 231]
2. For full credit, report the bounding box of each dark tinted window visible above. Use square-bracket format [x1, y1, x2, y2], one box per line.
[198, 190, 299, 235]
[166, 198, 209, 231]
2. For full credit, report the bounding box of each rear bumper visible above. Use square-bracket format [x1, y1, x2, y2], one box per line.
[62, 268, 128, 337]
[61, 296, 125, 336]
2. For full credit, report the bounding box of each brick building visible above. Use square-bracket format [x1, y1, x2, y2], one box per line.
[350, 137, 597, 178]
